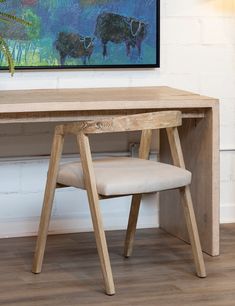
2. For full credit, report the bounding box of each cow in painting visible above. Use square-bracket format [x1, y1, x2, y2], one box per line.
[55, 32, 94, 65]
[95, 12, 148, 58]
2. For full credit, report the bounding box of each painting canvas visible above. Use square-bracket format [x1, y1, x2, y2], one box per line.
[0, 0, 160, 69]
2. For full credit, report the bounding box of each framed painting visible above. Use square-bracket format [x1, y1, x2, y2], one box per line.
[0, 0, 160, 70]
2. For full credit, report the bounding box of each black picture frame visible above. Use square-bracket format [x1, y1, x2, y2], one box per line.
[1, 0, 160, 71]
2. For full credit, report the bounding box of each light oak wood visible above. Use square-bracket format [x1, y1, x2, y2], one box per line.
[180, 186, 206, 277]
[77, 132, 115, 295]
[124, 124, 206, 278]
[32, 126, 64, 273]
[124, 195, 142, 258]
[0, 110, 205, 124]
[166, 127, 206, 277]
[62, 111, 181, 135]
[124, 129, 153, 257]
[0, 87, 218, 115]
[0, 86, 219, 256]
[160, 107, 220, 256]
[33, 111, 206, 294]
[166, 127, 185, 168]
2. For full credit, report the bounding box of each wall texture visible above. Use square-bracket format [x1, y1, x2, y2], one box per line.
[0, 0, 234, 237]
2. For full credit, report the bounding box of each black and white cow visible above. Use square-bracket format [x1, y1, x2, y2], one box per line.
[55, 32, 94, 65]
[95, 12, 148, 58]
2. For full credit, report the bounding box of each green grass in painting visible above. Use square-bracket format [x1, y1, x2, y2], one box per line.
[0, 37, 156, 67]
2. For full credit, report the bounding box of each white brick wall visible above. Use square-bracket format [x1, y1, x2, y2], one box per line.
[0, 0, 234, 237]
[0, 157, 158, 238]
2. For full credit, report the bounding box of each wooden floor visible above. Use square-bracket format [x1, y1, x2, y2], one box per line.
[0, 224, 235, 306]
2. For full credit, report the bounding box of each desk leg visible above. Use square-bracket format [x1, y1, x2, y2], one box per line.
[159, 108, 220, 256]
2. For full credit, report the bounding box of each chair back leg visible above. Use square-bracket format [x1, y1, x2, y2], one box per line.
[124, 194, 142, 257]
[124, 129, 152, 257]
[166, 127, 206, 277]
[180, 186, 206, 277]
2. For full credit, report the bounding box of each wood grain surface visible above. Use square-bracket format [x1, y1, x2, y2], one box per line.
[0, 86, 219, 258]
[0, 86, 218, 114]
[160, 107, 220, 256]
[0, 225, 233, 306]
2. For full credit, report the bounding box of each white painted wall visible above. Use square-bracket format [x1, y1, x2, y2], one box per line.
[0, 0, 235, 237]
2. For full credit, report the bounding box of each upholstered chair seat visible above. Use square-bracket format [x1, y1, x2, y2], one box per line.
[57, 157, 192, 196]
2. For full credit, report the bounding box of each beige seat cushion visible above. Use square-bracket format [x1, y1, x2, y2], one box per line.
[57, 157, 191, 196]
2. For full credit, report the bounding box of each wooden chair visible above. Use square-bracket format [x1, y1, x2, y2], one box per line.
[32, 111, 206, 295]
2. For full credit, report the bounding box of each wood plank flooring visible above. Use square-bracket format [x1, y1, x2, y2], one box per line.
[0, 224, 234, 306]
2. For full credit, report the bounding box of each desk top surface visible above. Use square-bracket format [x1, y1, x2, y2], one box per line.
[0, 86, 218, 114]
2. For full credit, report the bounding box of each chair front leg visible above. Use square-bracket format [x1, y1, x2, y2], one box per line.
[32, 179, 57, 273]
[87, 193, 115, 295]
[32, 130, 64, 274]
[180, 186, 206, 278]
[78, 132, 115, 295]
[124, 194, 142, 257]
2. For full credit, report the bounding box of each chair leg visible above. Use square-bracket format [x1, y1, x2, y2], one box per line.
[124, 194, 142, 257]
[78, 132, 114, 294]
[32, 178, 57, 273]
[180, 186, 206, 278]
[88, 195, 115, 295]
[32, 131, 64, 274]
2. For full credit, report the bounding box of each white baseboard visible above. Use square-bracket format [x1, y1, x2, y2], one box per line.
[0, 211, 159, 239]
[1, 204, 235, 238]
[220, 203, 235, 224]
[1, 152, 234, 238]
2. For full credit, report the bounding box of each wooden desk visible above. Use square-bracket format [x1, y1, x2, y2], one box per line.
[0, 86, 219, 256]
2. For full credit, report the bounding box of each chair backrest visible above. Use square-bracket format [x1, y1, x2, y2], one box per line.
[59, 111, 182, 135]
[52, 111, 185, 199]
[52, 110, 183, 167]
